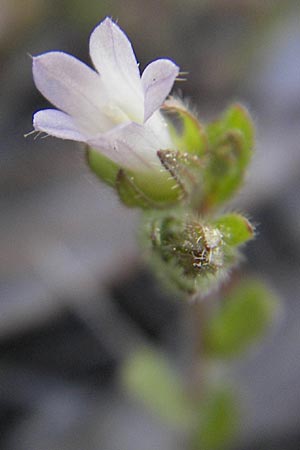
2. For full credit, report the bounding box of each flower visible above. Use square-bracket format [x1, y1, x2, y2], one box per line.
[32, 17, 179, 172]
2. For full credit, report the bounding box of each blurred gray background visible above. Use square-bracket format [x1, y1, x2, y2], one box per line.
[1, 0, 300, 449]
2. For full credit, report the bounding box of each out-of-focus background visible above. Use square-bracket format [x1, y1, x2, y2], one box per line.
[1, 0, 300, 449]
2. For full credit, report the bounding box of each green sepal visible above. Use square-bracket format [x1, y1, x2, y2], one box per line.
[203, 279, 278, 358]
[163, 98, 208, 157]
[192, 387, 238, 450]
[121, 348, 194, 427]
[116, 169, 183, 209]
[148, 252, 229, 297]
[213, 213, 254, 246]
[86, 147, 119, 187]
[157, 149, 205, 202]
[116, 170, 155, 208]
[87, 147, 184, 209]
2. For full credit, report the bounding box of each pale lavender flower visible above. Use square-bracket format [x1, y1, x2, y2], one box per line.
[32, 17, 179, 172]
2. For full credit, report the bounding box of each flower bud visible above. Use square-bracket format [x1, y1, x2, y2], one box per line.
[146, 211, 254, 296]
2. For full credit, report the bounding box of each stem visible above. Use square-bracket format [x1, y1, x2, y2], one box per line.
[187, 294, 211, 400]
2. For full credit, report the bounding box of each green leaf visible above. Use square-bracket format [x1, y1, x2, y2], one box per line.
[207, 103, 254, 159]
[213, 213, 255, 246]
[164, 98, 208, 157]
[121, 348, 194, 427]
[224, 103, 254, 155]
[192, 387, 238, 450]
[201, 104, 255, 211]
[203, 130, 247, 209]
[86, 148, 119, 187]
[204, 279, 278, 358]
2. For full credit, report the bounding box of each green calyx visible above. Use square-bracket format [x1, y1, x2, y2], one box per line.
[145, 210, 254, 296]
[86, 102, 254, 213]
[86, 148, 183, 208]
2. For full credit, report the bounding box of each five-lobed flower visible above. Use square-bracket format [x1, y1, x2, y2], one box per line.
[32, 17, 179, 173]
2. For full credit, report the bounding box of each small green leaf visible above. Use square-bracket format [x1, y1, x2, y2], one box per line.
[224, 103, 254, 155]
[164, 98, 208, 157]
[207, 103, 254, 159]
[201, 104, 255, 211]
[213, 213, 254, 246]
[86, 148, 119, 187]
[121, 348, 194, 427]
[192, 387, 238, 450]
[204, 279, 278, 358]
[202, 130, 247, 209]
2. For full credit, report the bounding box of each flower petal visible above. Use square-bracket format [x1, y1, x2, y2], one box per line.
[88, 122, 162, 172]
[32, 52, 113, 134]
[142, 59, 179, 121]
[33, 109, 87, 141]
[89, 18, 143, 122]
[145, 111, 173, 148]
[89, 17, 141, 91]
